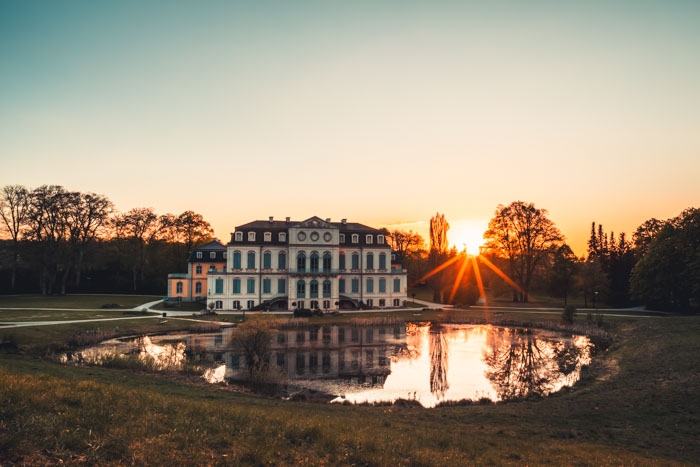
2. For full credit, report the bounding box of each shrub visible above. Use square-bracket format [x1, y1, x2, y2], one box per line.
[562, 305, 577, 324]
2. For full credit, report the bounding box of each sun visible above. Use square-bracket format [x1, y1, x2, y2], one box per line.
[448, 219, 488, 255]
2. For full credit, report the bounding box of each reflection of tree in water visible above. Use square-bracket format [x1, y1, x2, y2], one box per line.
[483, 328, 586, 400]
[429, 324, 449, 399]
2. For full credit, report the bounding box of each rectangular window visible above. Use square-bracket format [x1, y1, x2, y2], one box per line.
[394, 278, 401, 292]
[339, 254, 345, 270]
[351, 234, 358, 244]
[210, 252, 216, 259]
[247, 252, 255, 269]
[351, 254, 359, 270]
[351, 278, 359, 293]
[366, 278, 374, 293]
[231, 355, 240, 370]
[264, 232, 272, 242]
[247, 232, 256, 241]
[247, 300, 254, 309]
[263, 252, 271, 269]
[176, 282, 183, 294]
[338, 328, 345, 343]
[278, 278, 286, 294]
[233, 279, 241, 294]
[379, 299, 386, 307]
[195, 282, 202, 294]
[196, 252, 202, 259]
[393, 298, 400, 307]
[263, 279, 271, 294]
[339, 233, 345, 243]
[379, 278, 386, 293]
[215, 278, 223, 294]
[233, 252, 241, 269]
[232, 300, 240, 309]
[247, 278, 255, 293]
[379, 253, 386, 270]
[279, 232, 286, 242]
[278, 252, 286, 269]
[366, 254, 374, 270]
[366, 234, 373, 244]
[339, 278, 345, 293]
[215, 300, 223, 309]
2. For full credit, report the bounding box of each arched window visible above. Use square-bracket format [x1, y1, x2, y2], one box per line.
[297, 280, 306, 298]
[322, 253, 332, 272]
[379, 253, 387, 270]
[310, 280, 319, 298]
[278, 251, 287, 269]
[264, 232, 272, 242]
[176, 281, 183, 294]
[233, 251, 242, 269]
[323, 279, 331, 298]
[297, 252, 306, 272]
[247, 251, 255, 269]
[351, 234, 359, 244]
[377, 235, 385, 244]
[263, 251, 272, 269]
[310, 253, 319, 272]
[366, 252, 374, 270]
[247, 232, 256, 241]
[234, 231, 243, 241]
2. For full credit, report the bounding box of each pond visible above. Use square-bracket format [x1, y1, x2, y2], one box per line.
[61, 322, 594, 408]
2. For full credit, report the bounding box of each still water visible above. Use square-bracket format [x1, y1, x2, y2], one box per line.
[62, 322, 593, 408]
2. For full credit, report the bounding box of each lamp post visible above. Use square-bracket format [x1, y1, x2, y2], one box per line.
[594, 291, 599, 310]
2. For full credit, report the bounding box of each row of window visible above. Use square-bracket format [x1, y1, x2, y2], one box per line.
[175, 281, 203, 294]
[214, 297, 403, 311]
[234, 231, 385, 244]
[212, 277, 403, 295]
[229, 251, 388, 271]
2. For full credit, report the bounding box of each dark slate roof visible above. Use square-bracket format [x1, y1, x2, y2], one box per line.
[229, 216, 388, 247]
[187, 239, 227, 262]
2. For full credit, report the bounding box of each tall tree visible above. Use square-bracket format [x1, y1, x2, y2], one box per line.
[25, 185, 72, 295]
[547, 244, 578, 306]
[65, 192, 114, 290]
[483, 201, 563, 302]
[0, 185, 31, 290]
[428, 213, 451, 303]
[630, 208, 700, 312]
[113, 207, 163, 291]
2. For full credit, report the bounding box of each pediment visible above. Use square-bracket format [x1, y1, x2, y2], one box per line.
[297, 216, 331, 229]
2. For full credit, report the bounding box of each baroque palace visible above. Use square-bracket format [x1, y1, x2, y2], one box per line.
[168, 216, 408, 312]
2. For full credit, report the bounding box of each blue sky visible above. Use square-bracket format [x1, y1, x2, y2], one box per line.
[2, 1, 699, 254]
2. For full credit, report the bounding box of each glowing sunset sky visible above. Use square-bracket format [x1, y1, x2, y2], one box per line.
[1, 1, 699, 255]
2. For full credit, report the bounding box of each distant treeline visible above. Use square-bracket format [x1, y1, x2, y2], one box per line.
[2, 185, 698, 312]
[0, 185, 213, 295]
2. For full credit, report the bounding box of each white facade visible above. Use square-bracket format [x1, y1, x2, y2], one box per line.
[207, 216, 408, 311]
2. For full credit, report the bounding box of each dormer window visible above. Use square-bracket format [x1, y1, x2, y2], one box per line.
[210, 252, 216, 259]
[351, 234, 359, 244]
[196, 252, 203, 259]
[264, 232, 272, 242]
[248, 232, 256, 242]
[366, 234, 373, 244]
[234, 232, 243, 242]
[339, 233, 345, 243]
[378, 235, 385, 244]
[279, 232, 287, 242]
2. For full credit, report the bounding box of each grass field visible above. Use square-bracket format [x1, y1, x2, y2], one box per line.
[1, 295, 699, 465]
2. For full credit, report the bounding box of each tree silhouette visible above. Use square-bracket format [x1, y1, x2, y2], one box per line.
[484, 201, 563, 302]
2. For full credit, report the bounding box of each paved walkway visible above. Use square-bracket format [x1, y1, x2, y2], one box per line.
[0, 298, 659, 330]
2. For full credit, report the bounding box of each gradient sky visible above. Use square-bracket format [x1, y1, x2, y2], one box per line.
[2, 1, 699, 256]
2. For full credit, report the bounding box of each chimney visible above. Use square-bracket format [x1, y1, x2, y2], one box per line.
[269, 216, 274, 223]
[286, 217, 290, 223]
[326, 218, 331, 223]
[341, 218, 347, 225]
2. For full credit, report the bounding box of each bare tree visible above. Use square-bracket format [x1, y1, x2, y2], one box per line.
[25, 185, 72, 295]
[428, 213, 451, 303]
[113, 207, 164, 291]
[484, 201, 563, 302]
[0, 185, 31, 290]
[386, 229, 426, 263]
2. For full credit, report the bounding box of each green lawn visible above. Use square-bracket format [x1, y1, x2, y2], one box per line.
[1, 295, 699, 465]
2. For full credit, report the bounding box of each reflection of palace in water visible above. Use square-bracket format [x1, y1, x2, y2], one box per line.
[187, 323, 407, 387]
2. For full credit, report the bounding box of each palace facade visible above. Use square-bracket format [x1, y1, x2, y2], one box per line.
[202, 216, 408, 312]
